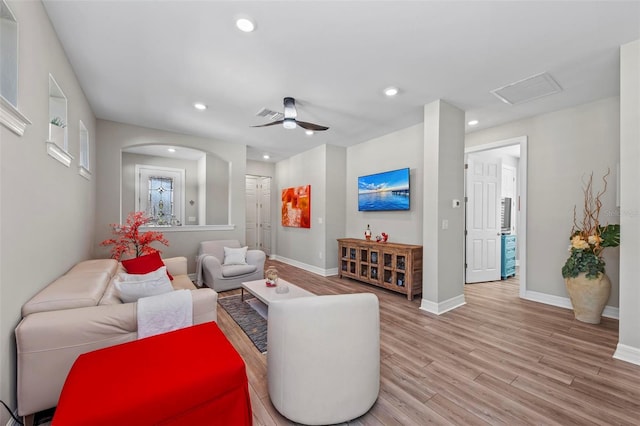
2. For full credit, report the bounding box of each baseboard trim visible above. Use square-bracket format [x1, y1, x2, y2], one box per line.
[272, 255, 337, 277]
[419, 294, 466, 315]
[613, 343, 640, 366]
[523, 290, 619, 319]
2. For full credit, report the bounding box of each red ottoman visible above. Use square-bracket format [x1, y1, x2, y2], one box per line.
[52, 322, 252, 425]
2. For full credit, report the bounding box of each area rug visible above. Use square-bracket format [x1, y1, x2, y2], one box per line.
[218, 295, 267, 353]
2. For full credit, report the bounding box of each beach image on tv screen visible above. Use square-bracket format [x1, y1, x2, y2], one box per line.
[358, 168, 410, 211]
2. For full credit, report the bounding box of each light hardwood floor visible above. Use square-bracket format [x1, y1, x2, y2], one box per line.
[217, 260, 640, 426]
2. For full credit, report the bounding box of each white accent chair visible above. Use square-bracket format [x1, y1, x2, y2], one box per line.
[197, 240, 265, 292]
[267, 293, 380, 425]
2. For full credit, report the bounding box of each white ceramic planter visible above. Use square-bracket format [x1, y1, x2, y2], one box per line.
[565, 272, 611, 324]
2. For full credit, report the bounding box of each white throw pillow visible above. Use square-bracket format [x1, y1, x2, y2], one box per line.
[115, 268, 173, 303]
[119, 266, 168, 282]
[223, 246, 248, 265]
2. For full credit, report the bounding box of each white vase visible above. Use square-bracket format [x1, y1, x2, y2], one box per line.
[565, 272, 611, 324]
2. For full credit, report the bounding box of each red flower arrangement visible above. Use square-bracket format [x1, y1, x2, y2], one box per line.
[101, 211, 169, 260]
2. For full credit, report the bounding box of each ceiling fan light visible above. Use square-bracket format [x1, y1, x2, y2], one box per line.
[305, 130, 314, 136]
[283, 119, 297, 129]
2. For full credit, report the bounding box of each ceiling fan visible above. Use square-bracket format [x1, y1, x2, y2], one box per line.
[253, 97, 329, 131]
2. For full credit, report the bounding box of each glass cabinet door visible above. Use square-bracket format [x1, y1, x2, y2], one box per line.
[370, 266, 378, 280]
[397, 272, 405, 287]
[360, 264, 368, 277]
[396, 255, 406, 270]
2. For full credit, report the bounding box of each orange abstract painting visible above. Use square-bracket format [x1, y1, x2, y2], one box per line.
[281, 185, 311, 228]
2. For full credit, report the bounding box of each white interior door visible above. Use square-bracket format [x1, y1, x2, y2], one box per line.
[135, 165, 184, 224]
[466, 153, 502, 283]
[260, 176, 272, 255]
[245, 176, 258, 249]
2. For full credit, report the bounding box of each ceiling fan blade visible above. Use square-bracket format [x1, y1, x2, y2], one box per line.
[251, 120, 284, 128]
[296, 120, 329, 131]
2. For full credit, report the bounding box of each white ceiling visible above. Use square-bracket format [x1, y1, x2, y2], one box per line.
[42, 1, 640, 163]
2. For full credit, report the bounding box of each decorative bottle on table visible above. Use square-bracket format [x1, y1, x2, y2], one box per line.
[365, 224, 372, 241]
[265, 267, 278, 287]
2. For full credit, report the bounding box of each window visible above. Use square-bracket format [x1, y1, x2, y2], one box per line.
[0, 0, 30, 135]
[0, 0, 17, 106]
[79, 120, 91, 179]
[135, 165, 185, 225]
[48, 74, 67, 149]
[46, 74, 72, 166]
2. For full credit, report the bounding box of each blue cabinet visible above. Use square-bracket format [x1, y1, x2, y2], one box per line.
[501, 234, 517, 279]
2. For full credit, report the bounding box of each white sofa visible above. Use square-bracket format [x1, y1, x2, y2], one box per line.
[267, 293, 380, 425]
[15, 256, 218, 419]
[197, 239, 266, 292]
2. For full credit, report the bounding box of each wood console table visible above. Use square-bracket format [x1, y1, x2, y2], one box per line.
[337, 238, 423, 300]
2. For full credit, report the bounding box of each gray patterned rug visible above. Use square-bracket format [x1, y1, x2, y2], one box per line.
[218, 294, 267, 353]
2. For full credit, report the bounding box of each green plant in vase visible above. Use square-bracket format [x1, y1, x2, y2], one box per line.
[50, 116, 66, 128]
[561, 169, 620, 324]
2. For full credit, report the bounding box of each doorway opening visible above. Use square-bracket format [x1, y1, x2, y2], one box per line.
[465, 136, 527, 298]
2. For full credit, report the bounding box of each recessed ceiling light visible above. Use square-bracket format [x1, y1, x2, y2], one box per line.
[193, 103, 207, 110]
[384, 86, 399, 97]
[236, 17, 255, 33]
[468, 120, 479, 126]
[305, 130, 314, 136]
[167, 148, 176, 153]
[263, 154, 270, 160]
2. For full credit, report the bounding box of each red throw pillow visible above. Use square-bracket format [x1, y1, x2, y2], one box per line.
[122, 252, 174, 280]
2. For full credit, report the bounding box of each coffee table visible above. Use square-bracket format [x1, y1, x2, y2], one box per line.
[241, 278, 315, 305]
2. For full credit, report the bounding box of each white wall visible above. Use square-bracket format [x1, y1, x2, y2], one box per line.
[205, 153, 230, 225]
[121, 152, 200, 223]
[466, 97, 621, 306]
[275, 144, 346, 273]
[325, 144, 347, 270]
[0, 1, 97, 421]
[276, 145, 326, 270]
[345, 124, 424, 244]
[617, 39, 640, 364]
[247, 159, 275, 177]
[422, 100, 466, 310]
[95, 120, 247, 272]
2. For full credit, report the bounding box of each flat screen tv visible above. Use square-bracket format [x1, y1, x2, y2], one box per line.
[358, 168, 410, 211]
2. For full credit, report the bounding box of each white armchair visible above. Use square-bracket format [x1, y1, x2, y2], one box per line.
[196, 240, 265, 292]
[267, 293, 380, 425]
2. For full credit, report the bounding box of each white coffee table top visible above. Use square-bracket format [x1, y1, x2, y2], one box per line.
[242, 278, 315, 306]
